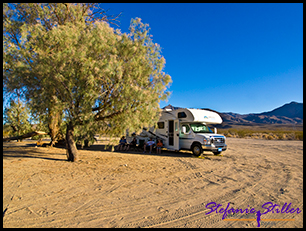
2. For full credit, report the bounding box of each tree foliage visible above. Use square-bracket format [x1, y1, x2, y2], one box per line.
[3, 98, 32, 141]
[3, 3, 122, 146]
[3, 3, 172, 161]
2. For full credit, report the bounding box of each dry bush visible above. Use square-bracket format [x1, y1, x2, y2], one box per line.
[219, 128, 303, 141]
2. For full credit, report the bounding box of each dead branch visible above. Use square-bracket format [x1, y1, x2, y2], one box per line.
[3, 131, 48, 142]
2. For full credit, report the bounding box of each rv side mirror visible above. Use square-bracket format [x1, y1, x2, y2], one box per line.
[182, 126, 186, 134]
[214, 127, 217, 134]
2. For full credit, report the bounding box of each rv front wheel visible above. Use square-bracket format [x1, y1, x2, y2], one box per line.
[192, 144, 202, 156]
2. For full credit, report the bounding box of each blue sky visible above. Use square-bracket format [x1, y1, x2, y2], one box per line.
[101, 3, 303, 114]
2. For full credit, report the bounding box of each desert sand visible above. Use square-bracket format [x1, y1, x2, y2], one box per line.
[3, 137, 303, 228]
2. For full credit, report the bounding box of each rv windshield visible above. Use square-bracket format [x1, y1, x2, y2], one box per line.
[190, 123, 213, 133]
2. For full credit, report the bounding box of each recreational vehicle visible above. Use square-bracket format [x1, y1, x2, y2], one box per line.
[127, 108, 227, 156]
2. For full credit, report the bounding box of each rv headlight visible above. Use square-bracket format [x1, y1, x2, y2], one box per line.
[203, 137, 210, 145]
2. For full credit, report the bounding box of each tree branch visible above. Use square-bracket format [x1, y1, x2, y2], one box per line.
[94, 109, 123, 121]
[3, 131, 48, 142]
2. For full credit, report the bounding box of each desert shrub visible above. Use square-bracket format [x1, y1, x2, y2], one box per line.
[294, 131, 303, 141]
[219, 128, 303, 141]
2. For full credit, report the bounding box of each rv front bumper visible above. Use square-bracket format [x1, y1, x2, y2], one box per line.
[202, 144, 227, 152]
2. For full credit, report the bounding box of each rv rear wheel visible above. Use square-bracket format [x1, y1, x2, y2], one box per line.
[192, 143, 202, 156]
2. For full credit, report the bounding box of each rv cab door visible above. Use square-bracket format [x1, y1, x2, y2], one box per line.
[168, 119, 180, 151]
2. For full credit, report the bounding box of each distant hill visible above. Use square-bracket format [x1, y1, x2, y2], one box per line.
[162, 104, 182, 110]
[259, 101, 303, 118]
[163, 101, 303, 125]
[227, 101, 303, 125]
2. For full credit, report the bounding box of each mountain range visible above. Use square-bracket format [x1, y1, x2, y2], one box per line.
[163, 101, 303, 125]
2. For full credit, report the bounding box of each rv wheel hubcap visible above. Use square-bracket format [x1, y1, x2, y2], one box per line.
[193, 146, 200, 155]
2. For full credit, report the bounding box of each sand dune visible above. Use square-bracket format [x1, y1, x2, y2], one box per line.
[3, 138, 303, 228]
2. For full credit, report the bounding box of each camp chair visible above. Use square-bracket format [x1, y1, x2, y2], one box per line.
[127, 142, 137, 152]
[137, 139, 145, 151]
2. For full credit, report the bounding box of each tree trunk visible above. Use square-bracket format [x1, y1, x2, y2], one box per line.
[48, 108, 61, 147]
[66, 122, 79, 162]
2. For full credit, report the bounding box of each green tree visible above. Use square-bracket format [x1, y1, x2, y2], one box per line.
[4, 98, 32, 141]
[3, 3, 121, 147]
[4, 4, 172, 161]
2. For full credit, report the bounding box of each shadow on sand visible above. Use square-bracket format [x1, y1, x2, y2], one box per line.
[3, 141, 216, 162]
[80, 144, 197, 158]
[3, 142, 67, 162]
[81, 144, 221, 159]
[3, 149, 67, 162]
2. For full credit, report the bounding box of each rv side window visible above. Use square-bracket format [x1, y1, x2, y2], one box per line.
[157, 122, 164, 129]
[178, 112, 187, 118]
[181, 125, 190, 134]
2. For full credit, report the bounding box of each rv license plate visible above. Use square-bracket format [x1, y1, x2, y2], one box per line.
[218, 148, 222, 152]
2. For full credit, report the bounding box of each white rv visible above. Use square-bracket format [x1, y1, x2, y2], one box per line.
[127, 108, 227, 156]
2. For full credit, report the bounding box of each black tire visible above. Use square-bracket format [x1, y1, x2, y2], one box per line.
[192, 143, 202, 156]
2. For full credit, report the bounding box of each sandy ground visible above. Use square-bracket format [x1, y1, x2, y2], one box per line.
[3, 138, 303, 228]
